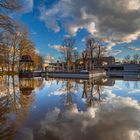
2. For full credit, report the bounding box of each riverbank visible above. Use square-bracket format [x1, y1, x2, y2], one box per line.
[0, 71, 18, 76]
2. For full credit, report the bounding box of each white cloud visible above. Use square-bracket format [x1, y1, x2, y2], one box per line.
[39, 0, 140, 44]
[44, 54, 55, 63]
[108, 50, 122, 56]
[125, 46, 140, 51]
[51, 44, 76, 52]
[39, 95, 140, 140]
[35, 49, 39, 54]
[128, 89, 140, 94]
[50, 87, 78, 96]
[51, 45, 66, 52]
[50, 88, 66, 96]
[44, 81, 55, 88]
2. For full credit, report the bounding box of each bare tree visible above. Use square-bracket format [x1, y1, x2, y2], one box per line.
[124, 55, 131, 64]
[0, 14, 18, 33]
[62, 36, 75, 62]
[0, 1, 43, 73]
[0, 0, 22, 35]
[0, 0, 22, 69]
[19, 38, 35, 58]
[11, 32, 22, 71]
[133, 54, 140, 64]
[61, 36, 75, 71]
[82, 49, 88, 70]
[86, 37, 103, 69]
[85, 36, 108, 69]
[86, 37, 96, 59]
[0, 0, 22, 11]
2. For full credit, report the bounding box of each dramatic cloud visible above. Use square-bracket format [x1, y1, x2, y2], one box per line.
[39, 0, 140, 43]
[39, 95, 140, 140]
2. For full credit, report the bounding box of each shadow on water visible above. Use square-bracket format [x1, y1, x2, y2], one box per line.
[1, 76, 140, 140]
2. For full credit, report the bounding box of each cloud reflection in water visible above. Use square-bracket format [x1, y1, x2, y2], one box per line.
[39, 94, 140, 140]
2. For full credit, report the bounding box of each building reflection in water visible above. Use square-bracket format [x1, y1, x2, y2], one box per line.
[0, 76, 44, 140]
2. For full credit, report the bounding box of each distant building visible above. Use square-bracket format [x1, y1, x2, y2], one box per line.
[106, 64, 140, 78]
[93, 56, 115, 66]
[44, 56, 115, 72]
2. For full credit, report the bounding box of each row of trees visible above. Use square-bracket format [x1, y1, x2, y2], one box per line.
[0, 0, 44, 72]
[123, 54, 140, 64]
[56, 36, 140, 70]
[56, 36, 107, 71]
[59, 36, 106, 62]
[82, 37, 107, 69]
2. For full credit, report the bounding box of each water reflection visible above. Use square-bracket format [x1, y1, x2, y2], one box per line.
[40, 97, 140, 140]
[0, 76, 44, 140]
[39, 77, 140, 140]
[1, 76, 140, 140]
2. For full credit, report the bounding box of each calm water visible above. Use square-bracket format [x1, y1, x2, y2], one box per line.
[0, 76, 140, 140]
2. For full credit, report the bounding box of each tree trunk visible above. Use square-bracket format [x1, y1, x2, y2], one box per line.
[12, 40, 16, 72]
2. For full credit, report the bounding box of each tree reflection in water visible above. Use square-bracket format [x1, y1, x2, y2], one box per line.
[81, 78, 112, 107]
[46, 77, 111, 112]
[3, 76, 140, 140]
[52, 78, 78, 113]
[0, 76, 44, 140]
[39, 78, 140, 140]
[82, 80, 102, 107]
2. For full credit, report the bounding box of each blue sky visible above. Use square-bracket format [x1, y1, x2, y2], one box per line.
[15, 0, 140, 60]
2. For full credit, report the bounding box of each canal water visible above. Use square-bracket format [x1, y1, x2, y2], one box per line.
[0, 76, 140, 140]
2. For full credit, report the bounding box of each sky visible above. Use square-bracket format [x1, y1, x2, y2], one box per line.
[15, 0, 140, 60]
